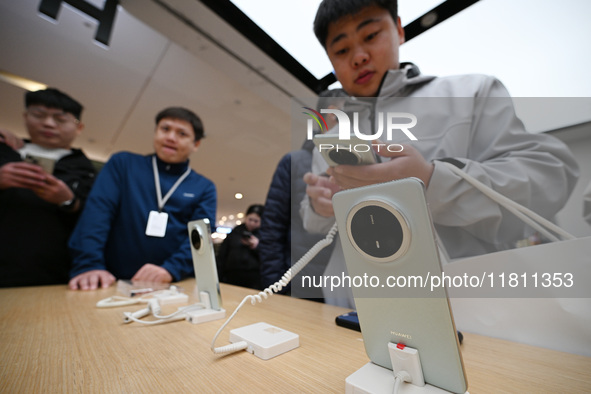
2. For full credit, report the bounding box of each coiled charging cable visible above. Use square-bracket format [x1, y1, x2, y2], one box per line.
[211, 222, 338, 355]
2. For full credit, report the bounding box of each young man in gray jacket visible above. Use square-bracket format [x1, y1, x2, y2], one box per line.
[301, 0, 579, 305]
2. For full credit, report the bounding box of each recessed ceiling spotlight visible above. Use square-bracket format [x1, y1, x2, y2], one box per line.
[235, 193, 243, 199]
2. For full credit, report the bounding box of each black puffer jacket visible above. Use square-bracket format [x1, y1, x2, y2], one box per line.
[258, 140, 334, 297]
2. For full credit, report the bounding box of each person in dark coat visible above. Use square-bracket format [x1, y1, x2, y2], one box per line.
[258, 89, 346, 299]
[0, 88, 95, 287]
[217, 204, 264, 289]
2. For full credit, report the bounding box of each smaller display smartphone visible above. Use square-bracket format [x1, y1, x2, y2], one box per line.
[332, 177, 467, 393]
[312, 133, 378, 167]
[24, 153, 56, 174]
[188, 219, 222, 311]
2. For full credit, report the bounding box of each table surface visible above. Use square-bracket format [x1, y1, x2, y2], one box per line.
[1, 280, 590, 393]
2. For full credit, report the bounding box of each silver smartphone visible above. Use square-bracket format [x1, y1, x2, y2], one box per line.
[313, 133, 378, 167]
[332, 178, 467, 393]
[188, 219, 222, 311]
[24, 153, 56, 174]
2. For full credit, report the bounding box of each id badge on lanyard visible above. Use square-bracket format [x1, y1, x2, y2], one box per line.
[146, 211, 169, 237]
[146, 156, 191, 237]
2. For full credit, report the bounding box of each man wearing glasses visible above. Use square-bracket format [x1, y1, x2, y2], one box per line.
[0, 88, 96, 287]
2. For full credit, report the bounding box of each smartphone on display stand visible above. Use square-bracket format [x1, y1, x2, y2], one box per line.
[188, 219, 222, 311]
[332, 177, 467, 393]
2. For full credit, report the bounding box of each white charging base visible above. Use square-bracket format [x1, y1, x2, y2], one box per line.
[346, 363, 468, 394]
[185, 291, 225, 324]
[229, 322, 299, 360]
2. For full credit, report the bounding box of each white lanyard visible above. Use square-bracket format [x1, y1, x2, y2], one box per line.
[152, 155, 191, 212]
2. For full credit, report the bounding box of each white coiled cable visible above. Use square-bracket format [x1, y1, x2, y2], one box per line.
[441, 162, 575, 242]
[211, 222, 339, 355]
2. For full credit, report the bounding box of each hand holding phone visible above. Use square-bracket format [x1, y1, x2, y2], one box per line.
[24, 153, 56, 174]
[303, 172, 340, 218]
[241, 230, 253, 240]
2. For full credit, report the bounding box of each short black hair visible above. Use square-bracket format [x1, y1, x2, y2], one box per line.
[246, 204, 264, 217]
[25, 88, 83, 120]
[314, 0, 398, 48]
[155, 107, 204, 141]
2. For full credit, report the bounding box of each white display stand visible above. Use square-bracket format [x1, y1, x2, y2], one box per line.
[345, 362, 467, 394]
[346, 343, 468, 394]
[186, 291, 226, 324]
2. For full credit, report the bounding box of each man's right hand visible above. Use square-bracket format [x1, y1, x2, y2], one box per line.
[69, 270, 116, 290]
[0, 162, 47, 190]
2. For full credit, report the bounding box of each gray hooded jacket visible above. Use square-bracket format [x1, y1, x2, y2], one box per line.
[302, 63, 579, 260]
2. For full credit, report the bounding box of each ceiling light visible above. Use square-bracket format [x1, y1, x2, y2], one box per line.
[235, 193, 243, 199]
[0, 70, 47, 91]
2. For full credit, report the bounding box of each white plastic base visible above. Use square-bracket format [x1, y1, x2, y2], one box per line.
[345, 363, 468, 394]
[186, 307, 226, 324]
[229, 322, 299, 360]
[185, 291, 225, 324]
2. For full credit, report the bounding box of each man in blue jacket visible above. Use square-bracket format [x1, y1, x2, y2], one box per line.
[68, 107, 216, 290]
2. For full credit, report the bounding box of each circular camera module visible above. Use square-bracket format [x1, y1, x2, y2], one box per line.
[191, 228, 203, 251]
[346, 200, 410, 262]
[328, 148, 360, 165]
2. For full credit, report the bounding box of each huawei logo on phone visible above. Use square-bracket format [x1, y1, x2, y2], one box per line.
[391, 331, 412, 340]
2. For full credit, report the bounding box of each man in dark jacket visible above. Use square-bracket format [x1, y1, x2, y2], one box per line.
[0, 88, 95, 287]
[258, 89, 345, 299]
